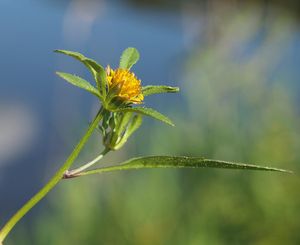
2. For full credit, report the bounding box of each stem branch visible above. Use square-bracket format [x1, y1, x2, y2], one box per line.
[63, 148, 110, 178]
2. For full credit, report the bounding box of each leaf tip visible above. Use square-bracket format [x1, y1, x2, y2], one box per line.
[54, 49, 62, 53]
[55, 71, 63, 77]
[281, 169, 294, 174]
[120, 47, 140, 69]
[165, 119, 175, 127]
[126, 47, 140, 55]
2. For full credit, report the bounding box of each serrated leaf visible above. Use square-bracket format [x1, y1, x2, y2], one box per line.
[56, 72, 100, 98]
[116, 107, 174, 126]
[55, 50, 106, 97]
[54, 49, 102, 72]
[142, 85, 180, 96]
[119, 47, 140, 70]
[97, 66, 107, 98]
[78, 156, 292, 176]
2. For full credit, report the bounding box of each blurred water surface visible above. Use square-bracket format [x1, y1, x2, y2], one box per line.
[0, 0, 300, 244]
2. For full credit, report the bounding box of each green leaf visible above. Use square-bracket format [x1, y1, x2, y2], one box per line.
[116, 112, 134, 135]
[101, 110, 111, 130]
[113, 114, 143, 150]
[108, 112, 134, 148]
[119, 47, 140, 70]
[116, 107, 174, 126]
[125, 114, 143, 138]
[54, 49, 102, 72]
[142, 85, 180, 96]
[56, 72, 100, 98]
[78, 156, 293, 176]
[97, 66, 107, 98]
[54, 50, 106, 97]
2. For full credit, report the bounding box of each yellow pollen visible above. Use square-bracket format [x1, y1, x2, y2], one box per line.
[106, 66, 144, 103]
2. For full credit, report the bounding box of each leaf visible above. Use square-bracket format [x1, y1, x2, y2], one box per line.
[54, 49, 102, 72]
[101, 110, 111, 130]
[116, 107, 174, 126]
[97, 66, 107, 98]
[54, 50, 106, 97]
[113, 114, 143, 150]
[116, 112, 134, 135]
[119, 47, 140, 70]
[108, 112, 134, 147]
[142, 85, 180, 96]
[56, 72, 100, 98]
[125, 114, 143, 138]
[78, 156, 293, 176]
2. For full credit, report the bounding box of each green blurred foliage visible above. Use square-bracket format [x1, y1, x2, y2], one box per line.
[8, 6, 300, 245]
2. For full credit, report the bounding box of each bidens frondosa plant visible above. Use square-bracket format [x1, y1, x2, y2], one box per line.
[0, 47, 291, 244]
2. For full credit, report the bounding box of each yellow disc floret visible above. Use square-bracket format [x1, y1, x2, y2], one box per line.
[106, 66, 144, 104]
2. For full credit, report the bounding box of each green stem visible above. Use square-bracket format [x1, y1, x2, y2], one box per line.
[63, 148, 110, 178]
[0, 107, 105, 243]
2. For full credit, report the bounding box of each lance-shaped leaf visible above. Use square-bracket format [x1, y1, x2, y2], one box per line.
[119, 47, 140, 70]
[55, 50, 107, 97]
[142, 85, 180, 97]
[55, 50, 100, 70]
[124, 114, 143, 139]
[108, 112, 134, 147]
[77, 156, 292, 176]
[116, 112, 134, 136]
[56, 72, 100, 98]
[113, 114, 143, 150]
[116, 107, 174, 126]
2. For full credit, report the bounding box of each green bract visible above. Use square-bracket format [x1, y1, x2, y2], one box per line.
[54, 49, 107, 99]
[100, 111, 143, 150]
[119, 47, 140, 69]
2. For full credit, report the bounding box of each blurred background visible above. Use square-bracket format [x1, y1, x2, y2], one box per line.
[1, 0, 300, 244]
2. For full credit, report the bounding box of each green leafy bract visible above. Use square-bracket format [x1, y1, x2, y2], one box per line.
[115, 113, 143, 150]
[124, 114, 143, 139]
[142, 85, 179, 96]
[116, 107, 174, 126]
[78, 156, 292, 176]
[55, 50, 107, 97]
[115, 112, 134, 136]
[56, 72, 100, 98]
[119, 47, 140, 70]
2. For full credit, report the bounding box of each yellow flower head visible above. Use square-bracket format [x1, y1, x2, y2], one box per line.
[106, 66, 144, 104]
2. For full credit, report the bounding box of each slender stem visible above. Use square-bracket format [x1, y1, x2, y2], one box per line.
[63, 148, 110, 178]
[0, 107, 105, 243]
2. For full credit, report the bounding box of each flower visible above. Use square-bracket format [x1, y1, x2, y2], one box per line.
[106, 66, 144, 104]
